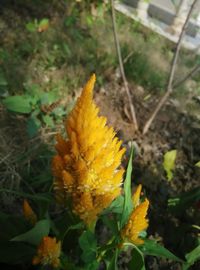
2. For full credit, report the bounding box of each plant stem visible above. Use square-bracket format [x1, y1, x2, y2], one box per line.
[173, 64, 200, 89]
[110, 0, 138, 131]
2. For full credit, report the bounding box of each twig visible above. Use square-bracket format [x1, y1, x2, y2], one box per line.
[123, 51, 134, 64]
[110, 0, 138, 131]
[173, 64, 200, 89]
[142, 0, 198, 135]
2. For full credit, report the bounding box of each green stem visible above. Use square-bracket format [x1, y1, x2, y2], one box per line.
[97, 236, 117, 261]
[88, 220, 96, 233]
[123, 242, 144, 257]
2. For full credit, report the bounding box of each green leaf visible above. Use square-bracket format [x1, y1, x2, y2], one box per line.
[0, 241, 35, 264]
[24, 83, 41, 97]
[11, 219, 50, 246]
[26, 22, 37, 32]
[42, 114, 54, 127]
[163, 149, 177, 181]
[27, 116, 41, 137]
[40, 92, 57, 105]
[62, 222, 84, 241]
[168, 187, 200, 213]
[140, 239, 183, 262]
[128, 248, 145, 270]
[53, 107, 66, 117]
[0, 72, 7, 86]
[185, 245, 200, 266]
[107, 249, 119, 270]
[195, 161, 200, 167]
[85, 261, 99, 270]
[101, 215, 118, 235]
[3, 95, 32, 113]
[38, 18, 49, 31]
[120, 147, 134, 228]
[103, 195, 124, 214]
[79, 230, 97, 263]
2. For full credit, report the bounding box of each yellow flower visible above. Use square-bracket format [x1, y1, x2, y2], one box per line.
[132, 184, 142, 208]
[121, 185, 149, 245]
[52, 74, 125, 225]
[32, 236, 61, 268]
[23, 199, 37, 225]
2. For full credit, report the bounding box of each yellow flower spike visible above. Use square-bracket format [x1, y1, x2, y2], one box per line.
[32, 236, 61, 268]
[121, 199, 149, 246]
[55, 134, 70, 157]
[23, 199, 37, 225]
[52, 155, 66, 203]
[52, 74, 126, 225]
[62, 170, 74, 192]
[132, 184, 142, 208]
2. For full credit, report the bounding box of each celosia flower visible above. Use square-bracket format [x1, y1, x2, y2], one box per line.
[32, 236, 61, 268]
[23, 199, 37, 225]
[52, 74, 125, 225]
[132, 184, 142, 208]
[121, 185, 149, 245]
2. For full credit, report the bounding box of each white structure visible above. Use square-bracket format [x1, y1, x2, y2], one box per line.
[116, 0, 200, 51]
[171, 0, 198, 34]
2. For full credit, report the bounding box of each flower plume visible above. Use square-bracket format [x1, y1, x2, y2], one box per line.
[32, 236, 61, 268]
[23, 199, 37, 225]
[52, 74, 125, 225]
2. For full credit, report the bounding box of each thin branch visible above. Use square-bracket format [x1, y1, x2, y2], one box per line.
[142, 0, 198, 135]
[123, 51, 134, 64]
[173, 64, 200, 89]
[110, 0, 138, 131]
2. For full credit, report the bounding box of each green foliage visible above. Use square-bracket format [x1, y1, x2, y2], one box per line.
[3, 95, 32, 113]
[140, 239, 183, 262]
[79, 230, 98, 266]
[26, 20, 38, 32]
[103, 195, 124, 214]
[27, 116, 41, 137]
[26, 18, 49, 33]
[128, 248, 145, 270]
[168, 187, 200, 214]
[11, 219, 50, 246]
[120, 147, 134, 228]
[0, 70, 8, 97]
[163, 149, 177, 181]
[107, 249, 119, 270]
[195, 161, 200, 167]
[3, 84, 66, 137]
[185, 244, 200, 268]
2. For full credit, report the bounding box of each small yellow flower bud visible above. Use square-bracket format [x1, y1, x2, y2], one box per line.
[23, 199, 37, 225]
[32, 236, 61, 268]
[121, 186, 149, 245]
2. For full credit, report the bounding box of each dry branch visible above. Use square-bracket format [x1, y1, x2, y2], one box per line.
[142, 0, 198, 135]
[110, 0, 138, 131]
[173, 64, 200, 89]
